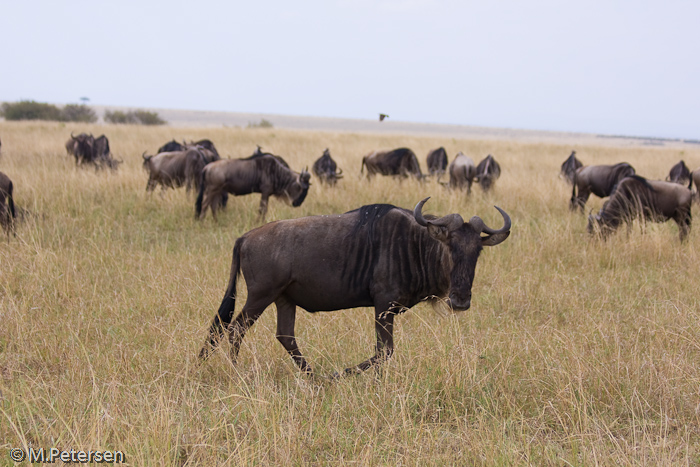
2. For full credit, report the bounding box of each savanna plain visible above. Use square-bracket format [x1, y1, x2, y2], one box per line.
[1, 121, 699, 466]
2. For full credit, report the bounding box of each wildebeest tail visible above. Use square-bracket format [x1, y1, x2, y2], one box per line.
[570, 172, 578, 210]
[361, 157, 366, 175]
[199, 237, 244, 360]
[195, 169, 206, 218]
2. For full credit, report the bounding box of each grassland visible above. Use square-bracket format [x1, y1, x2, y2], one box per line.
[1, 120, 699, 465]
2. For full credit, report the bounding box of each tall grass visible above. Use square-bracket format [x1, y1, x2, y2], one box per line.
[1, 121, 699, 465]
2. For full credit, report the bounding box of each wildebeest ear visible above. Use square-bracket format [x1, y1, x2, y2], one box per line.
[427, 223, 449, 242]
[481, 231, 510, 246]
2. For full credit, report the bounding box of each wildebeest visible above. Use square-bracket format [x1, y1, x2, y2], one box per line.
[157, 140, 186, 154]
[426, 147, 448, 177]
[475, 155, 501, 192]
[312, 148, 343, 186]
[448, 152, 476, 193]
[198, 198, 511, 376]
[560, 151, 583, 185]
[0, 171, 16, 237]
[361, 148, 423, 180]
[666, 160, 691, 186]
[690, 168, 700, 203]
[195, 154, 311, 221]
[66, 133, 121, 170]
[570, 162, 636, 212]
[587, 175, 692, 242]
[143, 146, 218, 193]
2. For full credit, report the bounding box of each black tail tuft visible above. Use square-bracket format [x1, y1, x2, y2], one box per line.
[195, 170, 206, 218]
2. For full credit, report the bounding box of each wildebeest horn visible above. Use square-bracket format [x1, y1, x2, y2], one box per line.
[469, 206, 511, 235]
[414, 197, 464, 230]
[337, 167, 343, 175]
[414, 197, 431, 226]
[142, 151, 148, 160]
[71, 131, 76, 139]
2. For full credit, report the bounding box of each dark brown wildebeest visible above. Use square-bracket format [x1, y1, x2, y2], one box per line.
[666, 160, 691, 186]
[143, 147, 213, 193]
[475, 155, 501, 192]
[570, 162, 636, 212]
[312, 148, 343, 186]
[67, 133, 120, 170]
[198, 198, 511, 376]
[158, 140, 186, 154]
[560, 151, 583, 185]
[587, 175, 692, 242]
[426, 147, 448, 177]
[93, 135, 122, 170]
[0, 171, 16, 237]
[361, 148, 423, 180]
[195, 155, 311, 221]
[448, 152, 476, 193]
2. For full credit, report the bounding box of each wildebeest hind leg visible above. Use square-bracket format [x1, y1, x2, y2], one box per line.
[275, 298, 312, 375]
[344, 302, 396, 375]
[227, 295, 272, 363]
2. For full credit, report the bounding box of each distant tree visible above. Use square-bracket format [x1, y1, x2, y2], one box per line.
[247, 118, 273, 128]
[1, 100, 63, 121]
[104, 109, 166, 125]
[61, 104, 98, 123]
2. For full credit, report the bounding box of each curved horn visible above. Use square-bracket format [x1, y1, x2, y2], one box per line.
[469, 206, 511, 235]
[413, 197, 431, 226]
[337, 167, 343, 175]
[71, 131, 76, 139]
[142, 151, 148, 160]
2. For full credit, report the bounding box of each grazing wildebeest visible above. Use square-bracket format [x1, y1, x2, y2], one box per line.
[157, 139, 186, 154]
[570, 162, 636, 212]
[0, 171, 16, 237]
[195, 155, 311, 221]
[361, 148, 423, 180]
[666, 160, 691, 186]
[426, 147, 448, 177]
[475, 155, 501, 192]
[587, 175, 692, 242]
[67, 133, 120, 170]
[198, 198, 511, 376]
[448, 152, 477, 193]
[560, 151, 583, 185]
[143, 147, 213, 193]
[312, 148, 343, 186]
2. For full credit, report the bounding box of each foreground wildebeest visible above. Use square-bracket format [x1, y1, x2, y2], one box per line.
[666, 160, 691, 186]
[143, 146, 218, 193]
[570, 162, 636, 212]
[312, 148, 343, 185]
[560, 151, 583, 185]
[448, 152, 477, 193]
[199, 198, 511, 376]
[195, 155, 311, 221]
[0, 171, 16, 237]
[588, 175, 692, 242]
[475, 155, 501, 192]
[361, 148, 423, 180]
[426, 147, 448, 177]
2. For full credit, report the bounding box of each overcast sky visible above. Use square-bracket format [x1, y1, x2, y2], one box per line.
[2, 1, 698, 139]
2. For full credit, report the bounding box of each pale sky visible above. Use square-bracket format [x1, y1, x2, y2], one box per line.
[2, 1, 698, 139]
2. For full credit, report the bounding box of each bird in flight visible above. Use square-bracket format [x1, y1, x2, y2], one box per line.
[379, 113, 389, 122]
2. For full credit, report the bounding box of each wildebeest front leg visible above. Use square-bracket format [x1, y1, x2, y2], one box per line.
[344, 303, 396, 375]
[258, 194, 270, 221]
[275, 298, 312, 374]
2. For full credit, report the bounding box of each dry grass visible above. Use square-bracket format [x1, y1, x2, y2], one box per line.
[1, 120, 699, 465]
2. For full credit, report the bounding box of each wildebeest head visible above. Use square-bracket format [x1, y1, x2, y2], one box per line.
[414, 197, 510, 311]
[289, 168, 311, 207]
[666, 160, 691, 186]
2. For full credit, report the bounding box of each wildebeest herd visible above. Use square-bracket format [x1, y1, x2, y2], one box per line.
[1, 134, 699, 378]
[561, 151, 697, 241]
